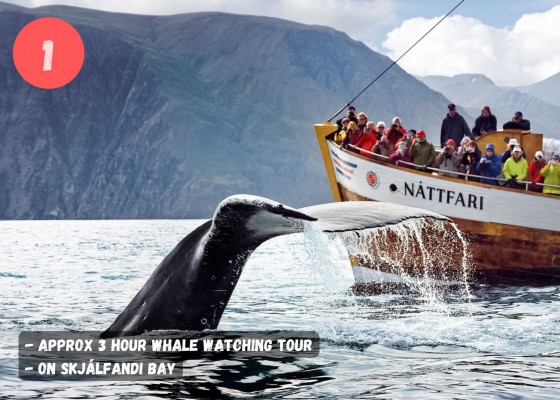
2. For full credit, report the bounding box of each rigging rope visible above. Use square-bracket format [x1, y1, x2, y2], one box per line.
[328, 0, 466, 122]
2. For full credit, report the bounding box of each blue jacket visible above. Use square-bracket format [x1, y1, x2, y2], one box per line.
[478, 154, 502, 185]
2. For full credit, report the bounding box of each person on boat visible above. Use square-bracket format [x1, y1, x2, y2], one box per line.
[385, 121, 404, 146]
[478, 143, 502, 185]
[539, 153, 560, 195]
[337, 105, 357, 125]
[434, 139, 463, 178]
[333, 117, 349, 145]
[388, 141, 413, 167]
[502, 146, 528, 188]
[461, 140, 482, 182]
[503, 111, 530, 130]
[355, 121, 378, 157]
[410, 130, 436, 170]
[527, 151, 547, 192]
[456, 137, 471, 157]
[388, 116, 407, 136]
[440, 103, 472, 148]
[372, 135, 394, 158]
[472, 106, 497, 137]
[357, 112, 368, 132]
[375, 121, 386, 140]
[394, 130, 414, 148]
[501, 138, 526, 163]
[342, 121, 363, 152]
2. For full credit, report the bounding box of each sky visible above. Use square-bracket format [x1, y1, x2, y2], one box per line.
[5, 0, 560, 86]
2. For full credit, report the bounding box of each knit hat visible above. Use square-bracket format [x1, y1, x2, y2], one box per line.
[416, 130, 426, 138]
[445, 139, 456, 146]
[377, 121, 386, 128]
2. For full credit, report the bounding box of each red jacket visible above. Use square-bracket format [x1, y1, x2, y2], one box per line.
[384, 127, 406, 145]
[528, 159, 547, 183]
[355, 132, 378, 156]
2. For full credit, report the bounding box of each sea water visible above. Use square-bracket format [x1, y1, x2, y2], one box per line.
[1, 220, 559, 399]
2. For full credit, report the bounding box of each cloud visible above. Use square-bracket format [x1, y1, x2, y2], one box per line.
[19, 0, 396, 50]
[382, 5, 560, 86]
[12, 0, 560, 85]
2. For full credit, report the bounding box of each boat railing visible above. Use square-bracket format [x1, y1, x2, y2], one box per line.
[343, 142, 560, 193]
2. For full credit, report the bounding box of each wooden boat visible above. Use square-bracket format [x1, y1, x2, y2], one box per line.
[314, 124, 560, 284]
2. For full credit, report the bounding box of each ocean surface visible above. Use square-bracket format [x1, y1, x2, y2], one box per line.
[1, 220, 559, 399]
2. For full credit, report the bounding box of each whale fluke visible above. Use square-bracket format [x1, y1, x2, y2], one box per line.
[102, 195, 449, 338]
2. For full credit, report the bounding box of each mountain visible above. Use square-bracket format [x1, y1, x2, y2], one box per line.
[418, 74, 560, 137]
[0, 4, 460, 218]
[518, 72, 560, 108]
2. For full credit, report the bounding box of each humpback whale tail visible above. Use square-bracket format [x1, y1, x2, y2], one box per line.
[102, 195, 451, 338]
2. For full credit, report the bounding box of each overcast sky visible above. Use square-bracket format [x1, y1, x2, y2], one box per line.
[6, 0, 560, 86]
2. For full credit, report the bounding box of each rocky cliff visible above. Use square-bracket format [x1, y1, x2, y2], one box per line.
[0, 4, 453, 218]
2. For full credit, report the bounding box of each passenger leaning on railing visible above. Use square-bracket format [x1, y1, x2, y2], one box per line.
[372, 135, 394, 158]
[527, 151, 547, 192]
[385, 122, 404, 146]
[478, 143, 502, 185]
[388, 141, 413, 167]
[540, 153, 560, 195]
[333, 117, 349, 145]
[502, 146, 528, 189]
[342, 121, 363, 152]
[461, 140, 481, 182]
[434, 139, 463, 178]
[355, 121, 378, 157]
[410, 130, 435, 171]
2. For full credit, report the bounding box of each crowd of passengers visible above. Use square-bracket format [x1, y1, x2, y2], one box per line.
[334, 104, 560, 195]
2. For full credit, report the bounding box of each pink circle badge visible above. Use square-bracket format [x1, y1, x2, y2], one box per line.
[13, 17, 84, 89]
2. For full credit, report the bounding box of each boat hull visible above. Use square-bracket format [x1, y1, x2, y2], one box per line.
[315, 124, 560, 284]
[338, 182, 560, 284]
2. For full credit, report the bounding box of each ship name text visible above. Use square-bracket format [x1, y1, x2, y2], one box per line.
[403, 182, 484, 210]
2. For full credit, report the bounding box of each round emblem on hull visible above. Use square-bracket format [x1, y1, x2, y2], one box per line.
[366, 171, 380, 189]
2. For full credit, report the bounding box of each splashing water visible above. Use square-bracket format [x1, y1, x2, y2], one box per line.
[338, 218, 473, 301]
[278, 217, 477, 344]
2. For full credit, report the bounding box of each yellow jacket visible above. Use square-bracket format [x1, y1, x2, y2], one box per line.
[540, 163, 560, 195]
[502, 157, 528, 181]
[333, 129, 346, 144]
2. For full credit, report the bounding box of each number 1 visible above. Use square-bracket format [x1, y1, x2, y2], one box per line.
[42, 40, 53, 71]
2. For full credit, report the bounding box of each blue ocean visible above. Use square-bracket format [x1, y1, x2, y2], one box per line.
[1, 220, 559, 399]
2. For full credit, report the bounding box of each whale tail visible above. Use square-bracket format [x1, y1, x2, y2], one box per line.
[102, 195, 450, 338]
